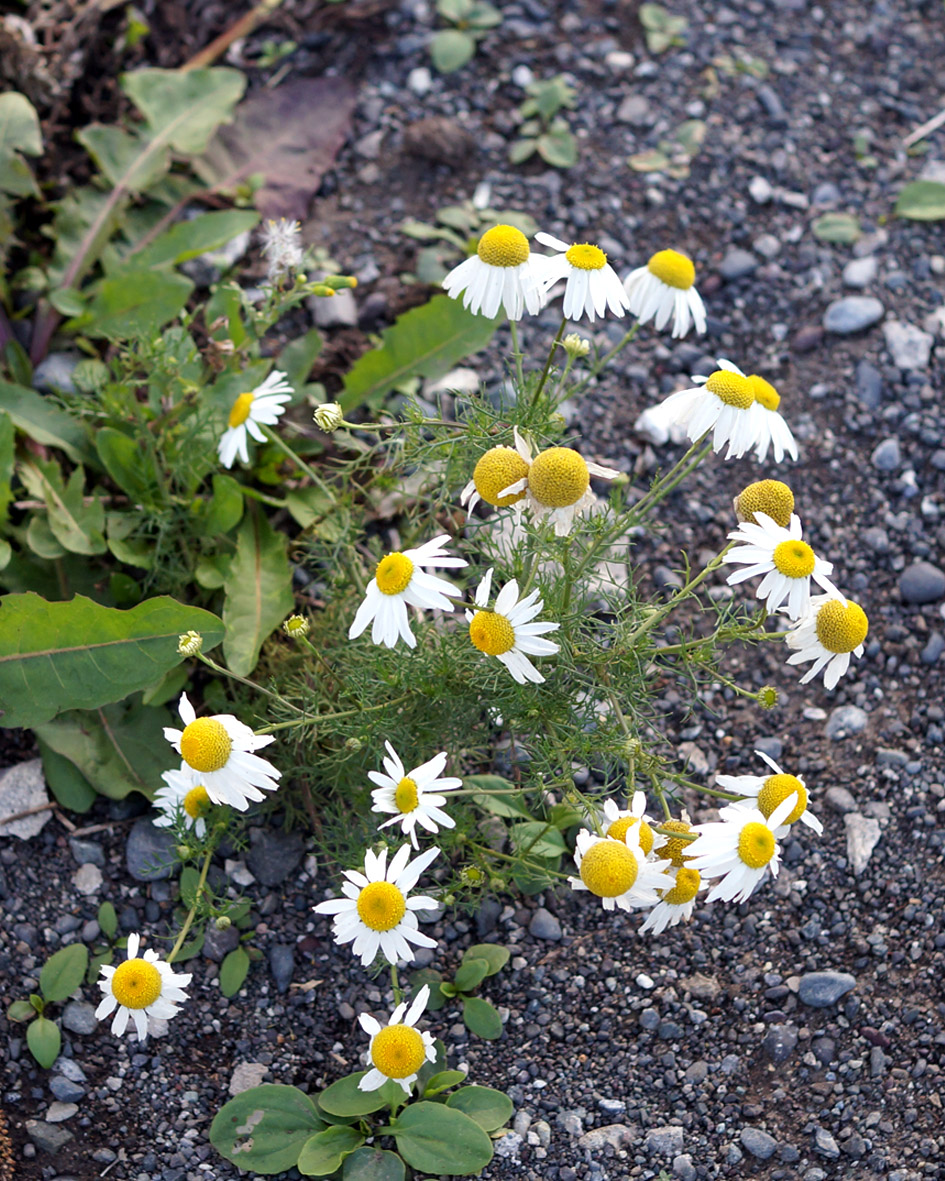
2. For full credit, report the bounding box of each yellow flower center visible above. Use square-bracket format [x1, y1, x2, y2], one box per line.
[565, 243, 607, 271]
[477, 225, 530, 268]
[228, 392, 255, 428]
[111, 958, 163, 1009]
[356, 881, 407, 931]
[772, 539, 816, 579]
[375, 552, 415, 596]
[473, 446, 529, 507]
[704, 371, 754, 409]
[605, 815, 654, 856]
[735, 480, 795, 528]
[394, 777, 419, 813]
[370, 1024, 427, 1079]
[815, 599, 869, 654]
[749, 374, 781, 411]
[659, 819, 695, 867]
[528, 448, 590, 508]
[737, 821, 776, 869]
[179, 718, 232, 774]
[183, 785, 212, 820]
[661, 866, 701, 906]
[469, 611, 516, 656]
[579, 840, 639, 897]
[647, 249, 696, 290]
[757, 774, 807, 826]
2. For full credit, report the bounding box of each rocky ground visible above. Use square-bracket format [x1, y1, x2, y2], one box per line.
[2, 0, 945, 1179]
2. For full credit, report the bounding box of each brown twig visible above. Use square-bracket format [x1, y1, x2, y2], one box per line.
[0, 800, 57, 826]
[181, 0, 287, 72]
[69, 817, 137, 838]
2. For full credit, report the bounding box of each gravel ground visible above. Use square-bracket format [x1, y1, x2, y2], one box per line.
[3, 0, 945, 1179]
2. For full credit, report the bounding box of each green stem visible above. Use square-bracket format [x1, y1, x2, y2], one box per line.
[167, 847, 213, 965]
[630, 436, 711, 523]
[255, 692, 414, 734]
[197, 653, 306, 714]
[465, 840, 571, 881]
[390, 962, 403, 1006]
[624, 543, 734, 648]
[261, 425, 333, 496]
[530, 317, 567, 409]
[590, 319, 639, 376]
[508, 320, 524, 390]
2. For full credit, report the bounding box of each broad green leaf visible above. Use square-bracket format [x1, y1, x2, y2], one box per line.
[96, 428, 162, 505]
[895, 179, 945, 220]
[446, 1085, 513, 1131]
[3, 339, 32, 387]
[0, 539, 9, 572]
[673, 118, 706, 155]
[412, 968, 447, 1010]
[297, 1126, 364, 1176]
[318, 1072, 391, 1118]
[438, 0, 473, 21]
[219, 945, 250, 997]
[20, 459, 106, 556]
[415, 1038, 448, 1093]
[210, 1084, 325, 1174]
[77, 269, 193, 340]
[465, 774, 533, 820]
[340, 295, 499, 412]
[278, 328, 323, 392]
[391, 1101, 493, 1175]
[98, 900, 118, 941]
[201, 474, 244, 535]
[76, 125, 170, 193]
[463, 943, 510, 976]
[509, 137, 537, 165]
[462, 996, 504, 1040]
[454, 957, 490, 993]
[0, 93, 42, 197]
[27, 1016, 61, 1069]
[423, 1069, 467, 1096]
[0, 380, 93, 463]
[40, 944, 89, 1003]
[0, 410, 14, 524]
[510, 820, 567, 859]
[0, 593, 224, 727]
[26, 514, 66, 559]
[47, 187, 124, 291]
[812, 212, 861, 243]
[140, 664, 188, 708]
[7, 1000, 35, 1022]
[37, 738, 97, 813]
[129, 209, 261, 269]
[179, 865, 201, 908]
[468, 2, 503, 29]
[121, 68, 246, 155]
[430, 29, 476, 73]
[342, 1147, 405, 1181]
[537, 127, 578, 169]
[222, 508, 293, 677]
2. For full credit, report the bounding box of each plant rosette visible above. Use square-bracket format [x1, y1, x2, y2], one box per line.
[411, 942, 510, 1040]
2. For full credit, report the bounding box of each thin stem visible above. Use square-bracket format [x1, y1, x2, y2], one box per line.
[197, 653, 306, 713]
[261, 425, 333, 496]
[590, 319, 639, 376]
[508, 320, 524, 390]
[465, 840, 571, 881]
[530, 317, 567, 409]
[255, 692, 414, 734]
[630, 436, 711, 523]
[390, 962, 403, 1006]
[624, 543, 734, 648]
[167, 847, 213, 964]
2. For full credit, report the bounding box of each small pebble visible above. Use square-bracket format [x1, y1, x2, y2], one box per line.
[797, 971, 857, 1007]
[822, 297, 884, 334]
[899, 562, 945, 604]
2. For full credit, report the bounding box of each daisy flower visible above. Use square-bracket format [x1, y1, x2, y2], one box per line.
[639, 866, 705, 935]
[597, 793, 659, 857]
[623, 248, 706, 338]
[499, 441, 621, 537]
[163, 693, 281, 812]
[715, 750, 823, 836]
[647, 359, 768, 461]
[569, 828, 674, 912]
[152, 767, 215, 839]
[465, 567, 560, 685]
[460, 429, 532, 516]
[685, 794, 798, 904]
[733, 479, 795, 528]
[723, 511, 839, 620]
[313, 844, 440, 967]
[369, 741, 462, 849]
[534, 233, 631, 322]
[747, 374, 798, 463]
[442, 224, 545, 320]
[217, 370, 294, 468]
[783, 593, 869, 689]
[349, 535, 467, 649]
[95, 933, 191, 1042]
[358, 984, 436, 1094]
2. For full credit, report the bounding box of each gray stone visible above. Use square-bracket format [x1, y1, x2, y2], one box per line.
[646, 1125, 684, 1155]
[842, 256, 877, 288]
[577, 1124, 634, 1151]
[73, 863, 103, 896]
[797, 971, 857, 1007]
[617, 94, 654, 126]
[718, 249, 758, 281]
[811, 181, 841, 206]
[61, 1001, 97, 1036]
[754, 736, 783, 762]
[823, 297, 884, 335]
[493, 1132, 523, 1160]
[673, 1153, 697, 1181]
[203, 922, 240, 962]
[825, 705, 868, 740]
[753, 233, 781, 258]
[870, 437, 901, 471]
[246, 827, 305, 887]
[899, 561, 945, 604]
[228, 1062, 268, 1096]
[32, 353, 80, 394]
[762, 1024, 798, 1065]
[310, 287, 358, 329]
[921, 632, 944, 664]
[0, 759, 50, 839]
[748, 176, 773, 204]
[740, 1126, 778, 1159]
[883, 320, 933, 370]
[854, 360, 883, 408]
[53, 1057, 87, 1083]
[45, 1101, 78, 1123]
[813, 1127, 841, 1158]
[268, 944, 295, 994]
[25, 1119, 74, 1153]
[126, 818, 177, 881]
[50, 1074, 86, 1102]
[825, 785, 857, 814]
[68, 838, 105, 867]
[845, 813, 881, 875]
[529, 907, 562, 942]
[756, 85, 786, 125]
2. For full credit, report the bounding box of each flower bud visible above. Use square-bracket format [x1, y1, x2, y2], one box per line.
[322, 274, 358, 290]
[178, 630, 203, 657]
[758, 685, 779, 710]
[563, 332, 590, 358]
[283, 614, 310, 638]
[345, 737, 363, 752]
[176, 844, 193, 860]
[215, 915, 232, 931]
[314, 402, 345, 432]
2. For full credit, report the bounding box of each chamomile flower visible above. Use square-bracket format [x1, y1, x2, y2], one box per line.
[733, 480, 795, 528]
[569, 828, 674, 912]
[622, 249, 707, 338]
[163, 693, 281, 812]
[715, 750, 823, 836]
[499, 442, 621, 537]
[313, 844, 440, 967]
[369, 741, 462, 849]
[747, 375, 798, 463]
[598, 793, 659, 857]
[217, 371, 294, 468]
[349, 535, 467, 649]
[783, 593, 869, 689]
[152, 767, 215, 839]
[358, 984, 436, 1094]
[685, 794, 798, 904]
[639, 866, 705, 935]
[95, 933, 191, 1042]
[465, 567, 560, 684]
[534, 233, 631, 322]
[442, 224, 545, 320]
[460, 429, 532, 516]
[723, 511, 839, 620]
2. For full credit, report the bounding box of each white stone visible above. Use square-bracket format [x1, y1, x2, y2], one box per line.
[228, 1062, 269, 1096]
[407, 66, 432, 95]
[0, 759, 51, 839]
[844, 813, 882, 875]
[225, 859, 256, 888]
[424, 367, 480, 396]
[748, 176, 773, 204]
[45, 1102, 78, 1123]
[883, 320, 934, 370]
[842, 256, 877, 289]
[73, 863, 103, 896]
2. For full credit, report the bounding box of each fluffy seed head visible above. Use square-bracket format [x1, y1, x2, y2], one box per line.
[758, 774, 807, 825]
[469, 611, 516, 656]
[356, 881, 407, 932]
[579, 840, 639, 897]
[772, 538, 816, 579]
[661, 866, 701, 905]
[647, 249, 696, 289]
[815, 600, 869, 653]
[473, 446, 529, 507]
[749, 374, 781, 411]
[566, 243, 607, 270]
[734, 480, 795, 528]
[111, 959, 162, 1009]
[371, 1024, 427, 1079]
[528, 448, 590, 507]
[375, 553, 414, 596]
[180, 718, 232, 774]
[477, 225, 530, 267]
[704, 370, 754, 409]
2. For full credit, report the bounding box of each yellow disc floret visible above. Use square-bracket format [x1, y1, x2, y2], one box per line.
[473, 446, 529, 507]
[757, 774, 807, 826]
[566, 243, 607, 271]
[734, 480, 795, 528]
[704, 370, 755, 409]
[772, 539, 816, 579]
[394, 777, 419, 813]
[371, 1024, 427, 1079]
[183, 785, 212, 820]
[815, 599, 869, 654]
[528, 448, 590, 508]
[111, 959, 163, 1009]
[749, 374, 781, 411]
[477, 225, 530, 268]
[356, 881, 407, 931]
[375, 552, 415, 596]
[737, 821, 776, 869]
[660, 819, 695, 867]
[469, 611, 516, 656]
[647, 249, 696, 290]
[180, 718, 232, 774]
[605, 815, 654, 856]
[228, 393, 255, 428]
[661, 867, 701, 906]
[579, 840, 639, 897]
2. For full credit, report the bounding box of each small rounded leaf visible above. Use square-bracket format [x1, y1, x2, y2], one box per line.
[430, 29, 475, 73]
[343, 1147, 405, 1181]
[297, 1126, 364, 1177]
[318, 1072, 391, 1118]
[210, 1083, 325, 1174]
[453, 957, 490, 993]
[446, 1085, 514, 1131]
[40, 944, 89, 1004]
[462, 996, 504, 1040]
[97, 900, 118, 941]
[391, 1101, 493, 1175]
[423, 1069, 468, 1097]
[6, 1000, 36, 1023]
[464, 943, 510, 976]
[27, 1016, 61, 1069]
[219, 945, 250, 998]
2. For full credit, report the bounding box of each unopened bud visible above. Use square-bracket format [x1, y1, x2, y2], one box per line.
[178, 630, 203, 657]
[323, 274, 358, 290]
[758, 685, 779, 710]
[215, 915, 232, 931]
[562, 332, 590, 358]
[459, 866, 485, 887]
[311, 284, 335, 297]
[176, 844, 193, 860]
[345, 737, 363, 752]
[283, 614, 310, 638]
[314, 402, 345, 432]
